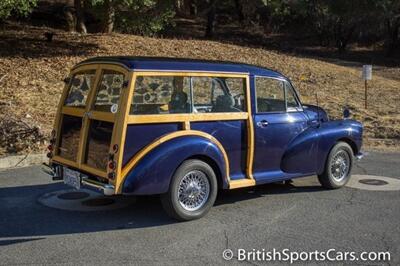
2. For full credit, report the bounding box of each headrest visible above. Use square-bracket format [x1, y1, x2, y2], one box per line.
[171, 91, 188, 103]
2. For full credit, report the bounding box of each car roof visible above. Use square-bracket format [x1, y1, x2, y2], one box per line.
[77, 56, 287, 79]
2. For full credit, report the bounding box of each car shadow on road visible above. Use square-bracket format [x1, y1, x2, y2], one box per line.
[0, 177, 324, 242]
[215, 178, 324, 206]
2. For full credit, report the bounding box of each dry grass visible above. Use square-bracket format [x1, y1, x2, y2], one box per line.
[0, 24, 399, 155]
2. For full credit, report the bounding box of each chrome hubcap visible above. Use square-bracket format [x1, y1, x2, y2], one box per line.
[178, 170, 210, 211]
[330, 150, 350, 182]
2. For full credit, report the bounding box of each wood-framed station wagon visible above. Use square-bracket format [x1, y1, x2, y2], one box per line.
[45, 56, 364, 220]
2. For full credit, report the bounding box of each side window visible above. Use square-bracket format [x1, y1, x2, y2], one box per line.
[192, 77, 224, 113]
[192, 77, 246, 113]
[64, 70, 96, 108]
[285, 82, 300, 111]
[225, 78, 246, 111]
[255, 77, 285, 113]
[211, 79, 225, 105]
[92, 70, 125, 112]
[130, 76, 191, 115]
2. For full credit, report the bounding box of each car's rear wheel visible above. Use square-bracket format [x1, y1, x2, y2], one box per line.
[161, 159, 217, 221]
[318, 142, 354, 189]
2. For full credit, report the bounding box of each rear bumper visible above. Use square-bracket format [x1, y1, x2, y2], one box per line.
[81, 178, 115, 196]
[42, 163, 115, 196]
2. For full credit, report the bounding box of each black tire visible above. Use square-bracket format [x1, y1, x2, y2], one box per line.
[161, 159, 218, 221]
[318, 142, 354, 189]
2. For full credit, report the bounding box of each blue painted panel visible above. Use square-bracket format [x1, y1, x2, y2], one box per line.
[191, 121, 247, 180]
[315, 119, 363, 174]
[122, 123, 181, 166]
[253, 112, 312, 182]
[122, 136, 227, 194]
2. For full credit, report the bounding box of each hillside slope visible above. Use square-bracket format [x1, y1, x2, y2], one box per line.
[0, 24, 399, 155]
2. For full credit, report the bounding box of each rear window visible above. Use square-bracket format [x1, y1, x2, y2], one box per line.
[64, 70, 96, 108]
[58, 115, 82, 161]
[85, 120, 113, 170]
[92, 70, 125, 113]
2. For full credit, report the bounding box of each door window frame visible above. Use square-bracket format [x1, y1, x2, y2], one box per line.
[254, 76, 303, 114]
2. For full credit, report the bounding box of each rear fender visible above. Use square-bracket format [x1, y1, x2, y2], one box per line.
[121, 133, 228, 195]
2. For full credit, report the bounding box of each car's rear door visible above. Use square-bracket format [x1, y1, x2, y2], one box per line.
[53, 64, 130, 182]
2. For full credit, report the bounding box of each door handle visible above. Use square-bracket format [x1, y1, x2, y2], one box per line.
[308, 119, 320, 128]
[257, 120, 269, 127]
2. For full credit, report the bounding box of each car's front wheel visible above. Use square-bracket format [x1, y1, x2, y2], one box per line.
[161, 159, 217, 221]
[318, 142, 354, 189]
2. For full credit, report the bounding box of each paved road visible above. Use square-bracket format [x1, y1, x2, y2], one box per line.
[0, 151, 399, 265]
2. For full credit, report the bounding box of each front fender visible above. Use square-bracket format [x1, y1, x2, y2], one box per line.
[121, 135, 228, 195]
[316, 119, 363, 174]
[281, 127, 319, 174]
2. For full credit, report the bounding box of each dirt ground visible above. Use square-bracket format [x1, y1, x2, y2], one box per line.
[0, 23, 399, 155]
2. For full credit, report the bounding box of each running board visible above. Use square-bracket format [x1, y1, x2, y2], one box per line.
[229, 179, 256, 189]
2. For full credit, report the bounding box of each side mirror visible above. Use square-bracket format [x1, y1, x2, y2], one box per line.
[343, 107, 350, 119]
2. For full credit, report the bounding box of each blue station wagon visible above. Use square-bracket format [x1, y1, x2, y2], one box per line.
[46, 57, 363, 220]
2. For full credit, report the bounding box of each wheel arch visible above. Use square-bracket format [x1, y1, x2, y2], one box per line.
[186, 155, 224, 190]
[337, 137, 358, 156]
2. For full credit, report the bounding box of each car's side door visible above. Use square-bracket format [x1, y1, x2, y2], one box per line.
[252, 76, 315, 182]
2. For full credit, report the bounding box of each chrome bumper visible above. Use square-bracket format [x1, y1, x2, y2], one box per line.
[81, 178, 115, 196]
[42, 163, 115, 196]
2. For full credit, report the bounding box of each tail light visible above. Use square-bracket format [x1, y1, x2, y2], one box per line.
[47, 131, 56, 158]
[108, 161, 116, 170]
[108, 172, 115, 180]
[108, 144, 118, 180]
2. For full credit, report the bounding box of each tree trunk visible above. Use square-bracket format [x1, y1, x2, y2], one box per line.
[338, 25, 356, 53]
[189, 0, 197, 16]
[205, 0, 217, 38]
[386, 18, 400, 56]
[175, 0, 192, 16]
[103, 0, 115, 34]
[64, 5, 76, 32]
[74, 0, 87, 33]
[234, 0, 244, 23]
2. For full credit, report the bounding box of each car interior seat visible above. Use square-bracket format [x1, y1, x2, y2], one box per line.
[212, 95, 241, 112]
[169, 91, 190, 113]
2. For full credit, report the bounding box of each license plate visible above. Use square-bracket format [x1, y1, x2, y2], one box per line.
[63, 167, 81, 190]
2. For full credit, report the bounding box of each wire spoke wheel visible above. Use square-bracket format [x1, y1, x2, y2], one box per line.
[330, 150, 350, 182]
[177, 170, 210, 212]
